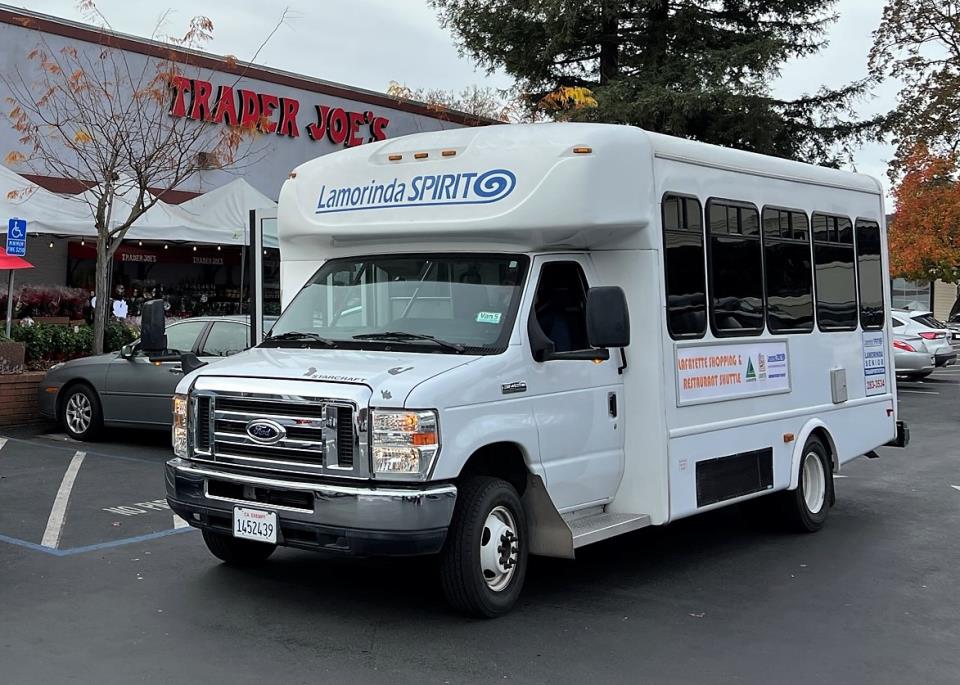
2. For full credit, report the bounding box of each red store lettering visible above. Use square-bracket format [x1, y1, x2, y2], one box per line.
[168, 78, 390, 147]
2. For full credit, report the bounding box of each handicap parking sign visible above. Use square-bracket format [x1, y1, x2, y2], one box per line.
[6, 217, 26, 256]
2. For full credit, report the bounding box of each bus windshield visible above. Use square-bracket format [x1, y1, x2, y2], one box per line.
[265, 253, 529, 354]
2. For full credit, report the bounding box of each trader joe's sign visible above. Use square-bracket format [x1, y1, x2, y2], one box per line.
[675, 341, 791, 406]
[168, 77, 390, 147]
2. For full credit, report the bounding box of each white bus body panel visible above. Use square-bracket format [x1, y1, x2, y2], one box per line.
[271, 122, 896, 536]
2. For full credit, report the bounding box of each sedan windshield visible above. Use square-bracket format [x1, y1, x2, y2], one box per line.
[266, 254, 529, 354]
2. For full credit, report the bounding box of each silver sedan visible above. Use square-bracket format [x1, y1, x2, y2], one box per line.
[893, 333, 935, 381]
[38, 316, 251, 440]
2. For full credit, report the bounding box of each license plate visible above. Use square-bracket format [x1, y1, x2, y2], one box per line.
[233, 507, 277, 544]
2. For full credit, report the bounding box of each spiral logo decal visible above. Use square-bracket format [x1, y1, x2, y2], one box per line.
[472, 169, 517, 200]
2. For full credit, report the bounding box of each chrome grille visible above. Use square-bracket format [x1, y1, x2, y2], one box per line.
[195, 396, 211, 452]
[190, 380, 369, 479]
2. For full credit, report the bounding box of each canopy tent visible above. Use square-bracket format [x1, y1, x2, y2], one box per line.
[0, 164, 91, 235]
[0, 245, 33, 270]
[2, 245, 33, 337]
[0, 165, 258, 246]
[179, 178, 276, 245]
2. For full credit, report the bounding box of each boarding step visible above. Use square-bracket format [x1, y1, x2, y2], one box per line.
[567, 511, 652, 548]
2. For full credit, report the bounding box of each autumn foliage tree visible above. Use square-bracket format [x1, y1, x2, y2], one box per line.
[3, 2, 277, 353]
[888, 145, 960, 283]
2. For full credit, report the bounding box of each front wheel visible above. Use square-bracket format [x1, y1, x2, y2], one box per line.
[59, 383, 103, 441]
[780, 436, 833, 533]
[202, 529, 276, 566]
[440, 476, 528, 618]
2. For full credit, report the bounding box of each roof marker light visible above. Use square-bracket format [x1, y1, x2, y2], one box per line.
[287, 171, 297, 179]
[388, 154, 402, 161]
[414, 152, 429, 159]
[573, 146, 593, 154]
[442, 150, 457, 157]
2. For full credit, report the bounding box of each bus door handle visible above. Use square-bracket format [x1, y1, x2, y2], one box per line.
[608, 392, 617, 418]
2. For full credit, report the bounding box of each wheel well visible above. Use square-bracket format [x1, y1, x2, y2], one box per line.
[808, 427, 838, 472]
[57, 379, 97, 416]
[458, 442, 531, 496]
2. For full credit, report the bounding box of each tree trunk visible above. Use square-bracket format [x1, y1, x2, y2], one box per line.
[92, 234, 111, 355]
[599, 0, 620, 85]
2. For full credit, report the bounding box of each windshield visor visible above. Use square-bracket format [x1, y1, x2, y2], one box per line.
[268, 253, 529, 354]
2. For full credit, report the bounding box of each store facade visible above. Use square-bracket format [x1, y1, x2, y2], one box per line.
[0, 6, 482, 311]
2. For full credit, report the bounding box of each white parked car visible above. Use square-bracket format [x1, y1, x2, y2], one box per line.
[890, 309, 956, 368]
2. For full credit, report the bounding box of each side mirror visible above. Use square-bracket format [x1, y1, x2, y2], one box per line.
[586, 287, 630, 349]
[140, 300, 167, 354]
[120, 344, 135, 359]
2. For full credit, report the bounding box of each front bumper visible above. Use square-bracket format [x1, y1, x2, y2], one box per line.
[37, 382, 58, 419]
[165, 458, 457, 556]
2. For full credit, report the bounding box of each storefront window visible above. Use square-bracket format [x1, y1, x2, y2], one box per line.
[66, 241, 247, 318]
[890, 278, 931, 311]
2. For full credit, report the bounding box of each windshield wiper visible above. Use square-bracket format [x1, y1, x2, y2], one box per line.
[353, 331, 465, 353]
[263, 331, 338, 347]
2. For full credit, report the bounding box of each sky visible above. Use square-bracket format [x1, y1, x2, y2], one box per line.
[16, 0, 900, 199]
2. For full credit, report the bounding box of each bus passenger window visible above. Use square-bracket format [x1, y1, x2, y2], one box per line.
[662, 194, 706, 339]
[855, 220, 884, 330]
[763, 208, 814, 333]
[707, 200, 764, 336]
[813, 214, 857, 330]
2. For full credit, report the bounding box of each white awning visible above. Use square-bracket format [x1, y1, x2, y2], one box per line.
[1, 165, 270, 246]
[179, 178, 277, 245]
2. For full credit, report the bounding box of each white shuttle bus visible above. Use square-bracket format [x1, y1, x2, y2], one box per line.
[158, 123, 908, 617]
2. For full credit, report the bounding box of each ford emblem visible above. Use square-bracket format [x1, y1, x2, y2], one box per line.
[245, 419, 286, 444]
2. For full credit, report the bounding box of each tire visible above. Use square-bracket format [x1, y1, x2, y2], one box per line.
[440, 476, 528, 618]
[59, 383, 103, 441]
[780, 436, 833, 533]
[202, 529, 276, 566]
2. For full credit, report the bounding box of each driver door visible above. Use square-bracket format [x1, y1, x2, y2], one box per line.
[525, 256, 625, 511]
[103, 319, 209, 425]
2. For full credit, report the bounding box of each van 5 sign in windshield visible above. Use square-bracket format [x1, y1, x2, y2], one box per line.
[675, 341, 791, 406]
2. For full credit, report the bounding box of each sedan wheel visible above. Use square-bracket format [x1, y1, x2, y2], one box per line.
[60, 385, 103, 441]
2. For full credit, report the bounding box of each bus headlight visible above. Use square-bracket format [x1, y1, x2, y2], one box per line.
[371, 409, 439, 478]
[172, 393, 189, 458]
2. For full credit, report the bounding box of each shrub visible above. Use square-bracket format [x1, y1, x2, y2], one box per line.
[3, 321, 137, 364]
[0, 285, 90, 320]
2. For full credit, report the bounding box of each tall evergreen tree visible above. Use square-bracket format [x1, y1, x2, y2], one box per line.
[431, 0, 883, 165]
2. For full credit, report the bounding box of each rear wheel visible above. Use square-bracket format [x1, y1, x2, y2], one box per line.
[59, 383, 103, 441]
[780, 436, 833, 533]
[440, 476, 528, 618]
[202, 529, 276, 566]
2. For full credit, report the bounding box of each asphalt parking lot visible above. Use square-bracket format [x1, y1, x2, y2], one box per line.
[1, 372, 959, 685]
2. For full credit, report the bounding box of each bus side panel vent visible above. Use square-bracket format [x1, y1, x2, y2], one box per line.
[696, 447, 774, 508]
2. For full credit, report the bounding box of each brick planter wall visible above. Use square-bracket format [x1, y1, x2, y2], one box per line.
[0, 372, 46, 426]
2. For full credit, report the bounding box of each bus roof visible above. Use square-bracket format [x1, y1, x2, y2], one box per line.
[278, 123, 882, 254]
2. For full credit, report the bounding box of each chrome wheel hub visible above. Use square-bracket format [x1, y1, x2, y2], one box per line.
[480, 505, 519, 592]
[65, 392, 92, 435]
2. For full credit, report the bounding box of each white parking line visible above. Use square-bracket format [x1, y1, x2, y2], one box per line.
[899, 389, 940, 395]
[0, 437, 7, 452]
[173, 515, 190, 529]
[41, 450, 86, 549]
